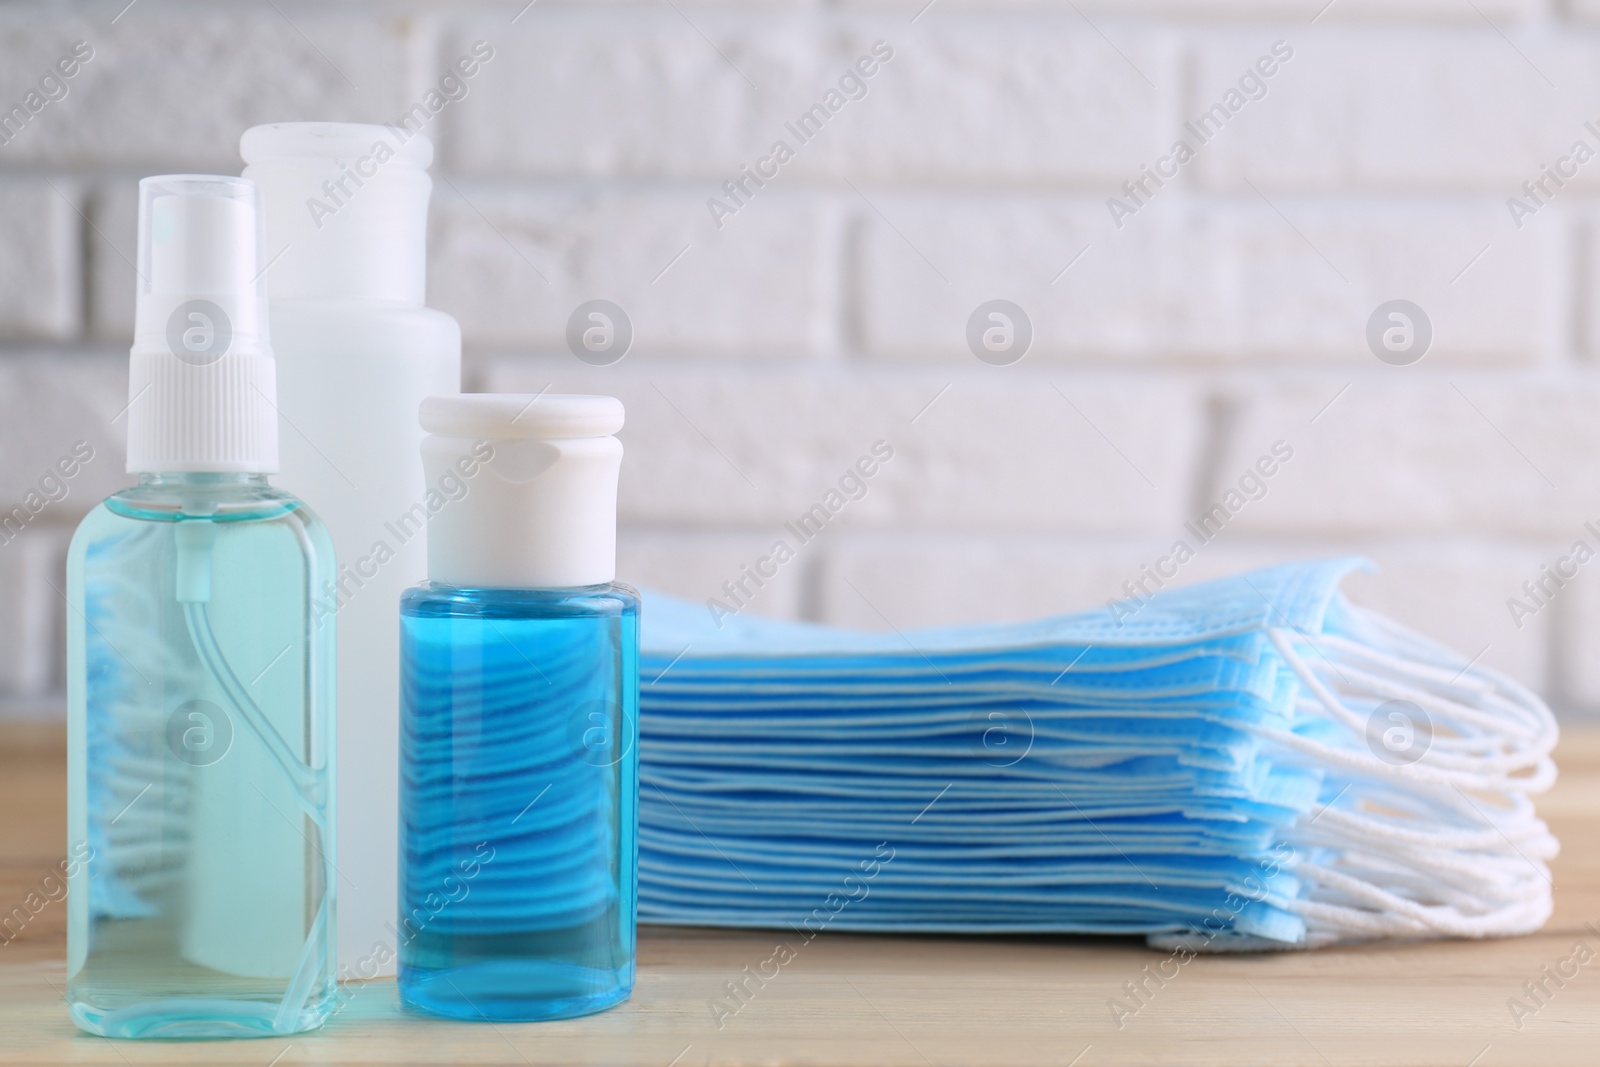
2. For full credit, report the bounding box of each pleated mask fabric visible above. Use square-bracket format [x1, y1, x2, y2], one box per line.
[634, 558, 1557, 950]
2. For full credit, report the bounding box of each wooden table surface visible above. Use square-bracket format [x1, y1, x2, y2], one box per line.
[4, 722, 1600, 1067]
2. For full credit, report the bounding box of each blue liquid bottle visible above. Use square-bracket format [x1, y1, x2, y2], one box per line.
[398, 394, 639, 1022]
[66, 177, 336, 1038]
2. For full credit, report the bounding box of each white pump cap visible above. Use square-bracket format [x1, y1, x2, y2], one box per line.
[240, 122, 434, 304]
[420, 394, 625, 589]
[126, 175, 278, 474]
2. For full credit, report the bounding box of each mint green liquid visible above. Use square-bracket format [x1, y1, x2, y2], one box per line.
[66, 473, 336, 1039]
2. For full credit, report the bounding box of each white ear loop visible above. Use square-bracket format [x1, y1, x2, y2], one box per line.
[1185, 607, 1557, 950]
[1257, 628, 1556, 792]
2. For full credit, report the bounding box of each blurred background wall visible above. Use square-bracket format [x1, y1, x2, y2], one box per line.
[0, 0, 1596, 716]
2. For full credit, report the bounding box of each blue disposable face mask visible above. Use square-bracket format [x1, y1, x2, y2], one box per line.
[629, 557, 1558, 951]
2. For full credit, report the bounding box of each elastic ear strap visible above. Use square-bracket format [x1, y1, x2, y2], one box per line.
[1306, 660, 1547, 772]
[1313, 631, 1553, 751]
[1249, 624, 1558, 949]
[1292, 809, 1554, 911]
[1284, 627, 1544, 748]
[1264, 629, 1555, 790]
[1352, 607, 1559, 742]
[1252, 724, 1551, 793]
[1327, 837, 1554, 899]
[1278, 868, 1551, 941]
[1317, 629, 1494, 694]
[1306, 803, 1555, 853]
[1310, 860, 1549, 931]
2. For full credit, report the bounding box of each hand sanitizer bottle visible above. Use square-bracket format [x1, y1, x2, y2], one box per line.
[65, 176, 337, 1038]
[397, 394, 639, 1021]
[240, 122, 461, 978]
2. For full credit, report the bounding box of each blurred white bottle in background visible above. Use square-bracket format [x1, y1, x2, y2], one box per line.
[242, 122, 461, 978]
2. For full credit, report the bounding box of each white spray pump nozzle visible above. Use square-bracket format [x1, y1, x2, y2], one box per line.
[125, 175, 279, 474]
[135, 175, 269, 358]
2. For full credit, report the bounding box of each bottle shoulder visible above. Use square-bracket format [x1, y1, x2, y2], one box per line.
[80, 481, 335, 572]
[69, 486, 335, 575]
[402, 581, 640, 620]
[98, 479, 320, 525]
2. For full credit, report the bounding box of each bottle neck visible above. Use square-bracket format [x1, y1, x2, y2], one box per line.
[138, 472, 272, 490]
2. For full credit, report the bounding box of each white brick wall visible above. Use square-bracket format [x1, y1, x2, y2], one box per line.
[429, 186, 839, 356]
[4, 0, 1599, 716]
[0, 181, 78, 340]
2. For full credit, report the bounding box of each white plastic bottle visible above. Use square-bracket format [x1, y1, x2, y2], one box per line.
[241, 122, 461, 977]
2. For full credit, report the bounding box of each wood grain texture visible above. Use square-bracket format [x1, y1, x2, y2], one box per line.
[4, 724, 1599, 1066]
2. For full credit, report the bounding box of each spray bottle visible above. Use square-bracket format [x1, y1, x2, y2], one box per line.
[66, 175, 336, 1038]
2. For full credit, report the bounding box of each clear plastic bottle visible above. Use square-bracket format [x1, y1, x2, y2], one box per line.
[67, 475, 336, 1038]
[65, 175, 336, 1038]
[396, 394, 639, 1021]
[399, 583, 639, 1020]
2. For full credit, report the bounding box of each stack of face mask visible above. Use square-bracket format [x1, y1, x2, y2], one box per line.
[635, 558, 1558, 950]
